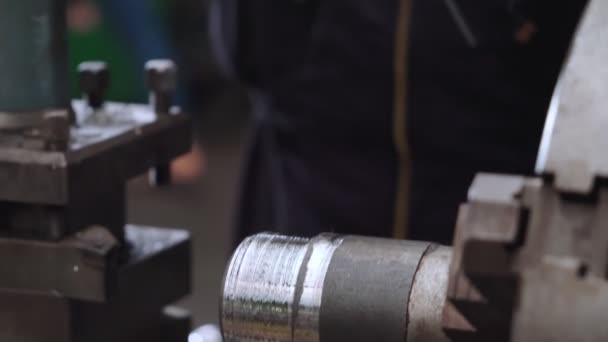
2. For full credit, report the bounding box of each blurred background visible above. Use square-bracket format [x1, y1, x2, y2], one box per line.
[67, 0, 247, 326]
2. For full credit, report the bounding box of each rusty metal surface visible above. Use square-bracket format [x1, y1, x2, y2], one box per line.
[0, 100, 190, 206]
[0, 225, 190, 303]
[536, 0, 607, 193]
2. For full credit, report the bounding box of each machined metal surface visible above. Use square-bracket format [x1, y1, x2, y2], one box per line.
[536, 0, 607, 193]
[222, 233, 317, 341]
[0, 0, 69, 114]
[320, 236, 430, 342]
[0, 225, 190, 302]
[221, 233, 451, 342]
[445, 172, 608, 341]
[407, 245, 452, 342]
[511, 263, 608, 342]
[443, 173, 530, 341]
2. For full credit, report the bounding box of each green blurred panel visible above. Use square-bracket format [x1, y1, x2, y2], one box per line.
[68, 0, 173, 103]
[69, 25, 145, 103]
[69, 26, 145, 102]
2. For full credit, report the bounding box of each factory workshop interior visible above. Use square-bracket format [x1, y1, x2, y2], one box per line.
[0, 0, 606, 341]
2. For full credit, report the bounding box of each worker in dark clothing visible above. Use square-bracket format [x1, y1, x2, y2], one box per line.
[211, 0, 400, 240]
[210, 0, 586, 245]
[406, 0, 586, 244]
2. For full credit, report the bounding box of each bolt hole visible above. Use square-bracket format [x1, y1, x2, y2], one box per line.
[577, 264, 589, 278]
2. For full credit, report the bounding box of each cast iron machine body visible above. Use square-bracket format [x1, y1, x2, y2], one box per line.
[0, 1, 192, 341]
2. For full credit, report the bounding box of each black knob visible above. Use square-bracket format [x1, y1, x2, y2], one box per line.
[145, 59, 177, 114]
[78, 61, 109, 109]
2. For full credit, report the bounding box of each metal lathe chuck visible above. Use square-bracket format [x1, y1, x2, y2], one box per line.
[221, 233, 452, 342]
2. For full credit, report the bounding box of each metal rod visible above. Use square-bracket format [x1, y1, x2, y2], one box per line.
[221, 233, 452, 342]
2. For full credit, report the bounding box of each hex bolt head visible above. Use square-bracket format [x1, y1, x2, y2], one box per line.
[78, 61, 110, 109]
[42, 109, 70, 151]
[145, 59, 177, 92]
[145, 59, 177, 113]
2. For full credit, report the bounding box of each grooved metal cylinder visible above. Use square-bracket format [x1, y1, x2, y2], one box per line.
[0, 0, 69, 114]
[221, 233, 452, 342]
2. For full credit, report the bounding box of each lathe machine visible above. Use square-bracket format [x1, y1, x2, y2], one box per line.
[0, 1, 192, 341]
[219, 1, 608, 341]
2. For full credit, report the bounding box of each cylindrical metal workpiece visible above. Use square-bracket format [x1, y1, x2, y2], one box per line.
[0, 0, 69, 113]
[221, 233, 452, 342]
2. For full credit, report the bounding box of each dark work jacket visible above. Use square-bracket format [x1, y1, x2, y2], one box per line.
[214, 0, 585, 245]
[233, 0, 400, 240]
[407, 0, 585, 244]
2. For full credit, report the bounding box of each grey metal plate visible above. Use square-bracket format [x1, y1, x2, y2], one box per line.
[0, 100, 190, 204]
[320, 237, 431, 342]
[536, 0, 608, 193]
[512, 264, 608, 342]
